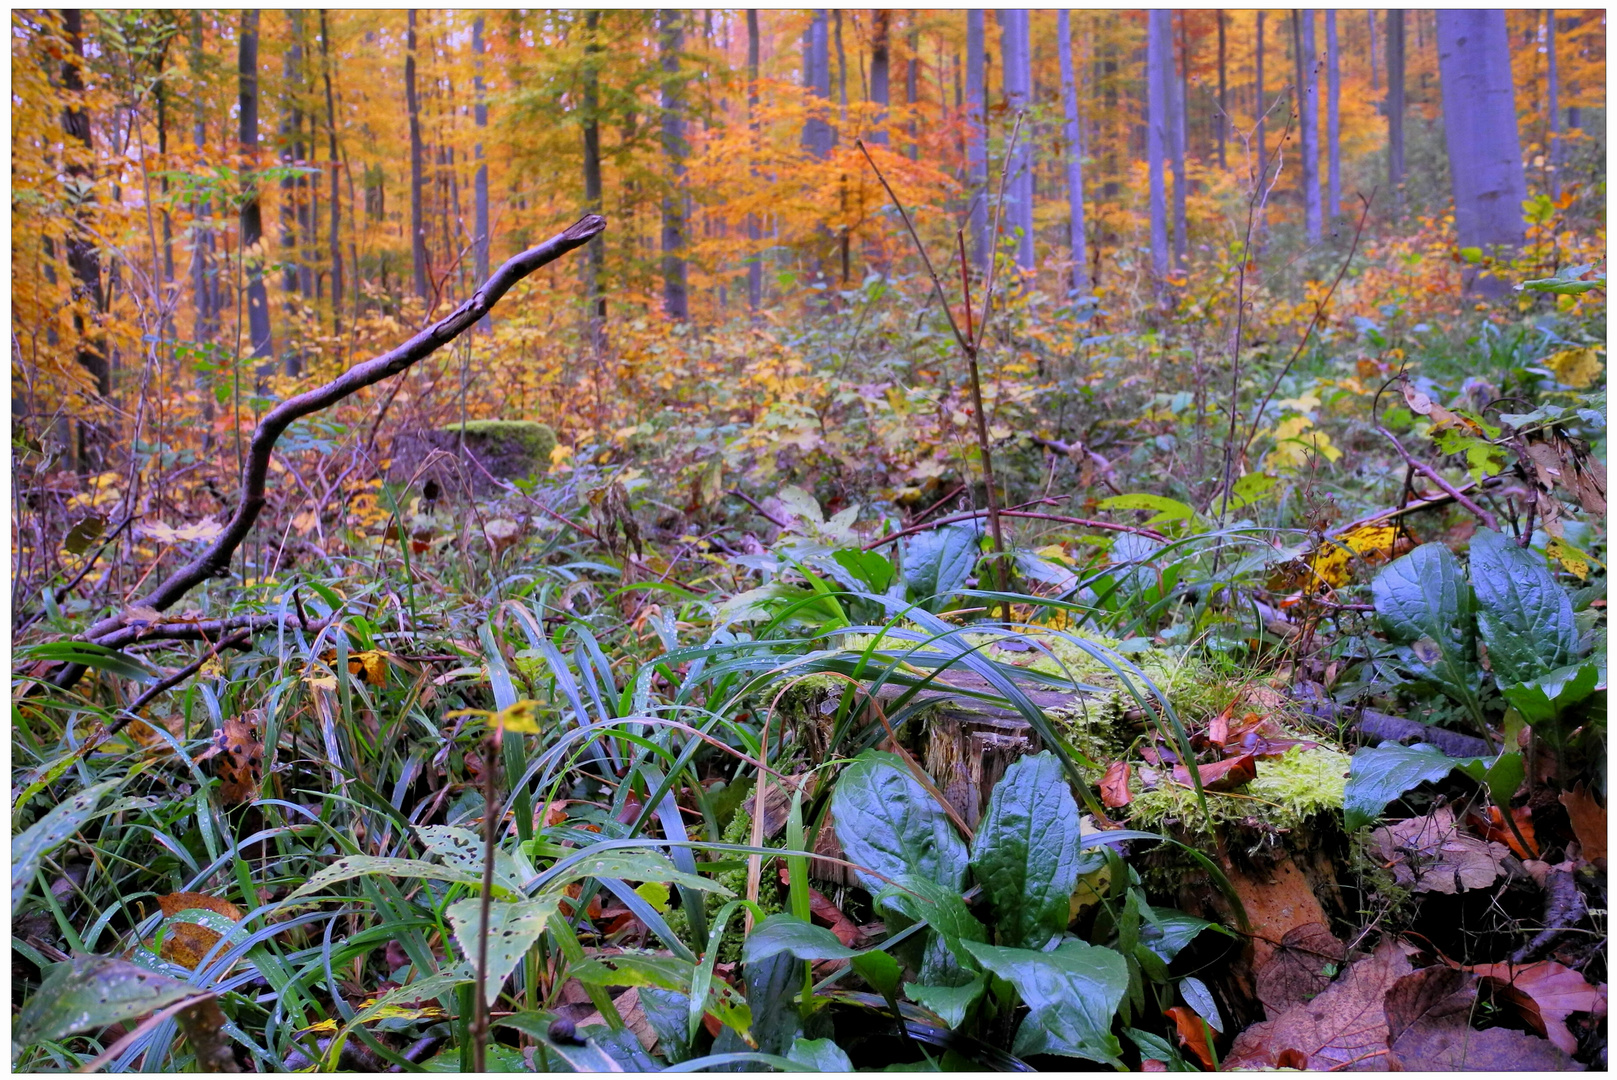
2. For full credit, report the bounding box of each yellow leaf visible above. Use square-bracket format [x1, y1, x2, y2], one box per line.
[493, 700, 544, 734]
[1546, 538, 1591, 580]
[1542, 347, 1604, 389]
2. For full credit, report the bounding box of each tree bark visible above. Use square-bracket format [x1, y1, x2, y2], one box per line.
[906, 12, 919, 160]
[191, 12, 218, 346]
[1295, 10, 1322, 243]
[1216, 10, 1227, 169]
[803, 11, 832, 159]
[998, 10, 1034, 273]
[1369, 11, 1379, 92]
[746, 9, 762, 312]
[406, 10, 428, 301]
[1435, 9, 1528, 297]
[238, 11, 274, 370]
[473, 15, 492, 331]
[1057, 10, 1087, 299]
[869, 10, 890, 145]
[1388, 10, 1406, 210]
[279, 11, 305, 376]
[1147, 10, 1171, 282]
[659, 10, 688, 320]
[1170, 11, 1188, 270]
[319, 10, 343, 336]
[833, 9, 848, 129]
[1326, 10, 1341, 222]
[1255, 11, 1267, 189]
[1546, 10, 1560, 201]
[965, 10, 988, 270]
[582, 11, 605, 341]
[61, 8, 110, 406]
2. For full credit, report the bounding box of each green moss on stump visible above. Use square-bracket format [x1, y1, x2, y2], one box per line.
[439, 419, 557, 463]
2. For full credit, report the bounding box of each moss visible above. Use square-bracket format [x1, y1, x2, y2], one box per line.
[1126, 744, 1352, 838]
[439, 419, 556, 463]
[711, 807, 785, 965]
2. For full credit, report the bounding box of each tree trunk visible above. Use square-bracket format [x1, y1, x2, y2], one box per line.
[239, 10, 274, 370]
[1546, 10, 1560, 201]
[473, 14, 492, 332]
[1388, 10, 1406, 210]
[1170, 11, 1188, 270]
[1217, 10, 1227, 169]
[746, 9, 762, 312]
[1147, 10, 1171, 282]
[1326, 10, 1341, 222]
[905, 12, 919, 160]
[319, 10, 342, 337]
[191, 11, 218, 346]
[280, 11, 305, 376]
[833, 8, 847, 130]
[659, 9, 689, 321]
[965, 10, 988, 270]
[1295, 10, 1322, 243]
[1255, 11, 1267, 188]
[1057, 10, 1087, 299]
[1435, 9, 1528, 297]
[803, 11, 832, 159]
[582, 11, 605, 342]
[406, 10, 428, 301]
[998, 10, 1034, 273]
[1369, 11, 1379, 92]
[869, 10, 890, 145]
[60, 8, 110, 402]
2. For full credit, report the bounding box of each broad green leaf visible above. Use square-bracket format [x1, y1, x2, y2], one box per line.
[905, 975, 986, 1029]
[741, 913, 860, 965]
[447, 896, 560, 1007]
[1501, 660, 1603, 725]
[1098, 492, 1198, 527]
[1431, 428, 1508, 482]
[850, 949, 903, 1000]
[1518, 266, 1606, 295]
[14, 954, 196, 1048]
[902, 523, 981, 612]
[1469, 529, 1579, 686]
[1227, 472, 1279, 511]
[285, 856, 488, 901]
[13, 779, 124, 910]
[787, 1038, 854, 1071]
[497, 1011, 625, 1072]
[878, 875, 988, 986]
[1343, 743, 1465, 830]
[831, 548, 895, 595]
[1456, 752, 1526, 811]
[1143, 907, 1230, 964]
[830, 751, 969, 893]
[776, 485, 824, 528]
[1371, 543, 1482, 706]
[416, 825, 526, 895]
[1179, 976, 1223, 1033]
[963, 938, 1128, 1065]
[969, 752, 1082, 950]
[570, 951, 696, 992]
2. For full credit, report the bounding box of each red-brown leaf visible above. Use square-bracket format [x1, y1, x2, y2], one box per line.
[1173, 753, 1257, 793]
[1165, 1005, 1217, 1069]
[1100, 760, 1133, 808]
[1464, 959, 1609, 1054]
[1559, 784, 1606, 863]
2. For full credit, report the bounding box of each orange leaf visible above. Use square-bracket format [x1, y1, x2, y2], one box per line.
[1559, 784, 1606, 863]
[1165, 1005, 1217, 1069]
[1100, 760, 1133, 808]
[1207, 704, 1232, 749]
[1475, 805, 1539, 860]
[1173, 753, 1257, 793]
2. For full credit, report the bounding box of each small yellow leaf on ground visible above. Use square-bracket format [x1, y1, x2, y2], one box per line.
[1542, 346, 1603, 389]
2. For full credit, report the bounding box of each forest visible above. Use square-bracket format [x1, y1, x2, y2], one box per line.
[9, 6, 1609, 1073]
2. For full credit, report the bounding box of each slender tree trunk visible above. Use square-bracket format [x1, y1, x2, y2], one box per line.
[1294, 10, 1322, 243]
[746, 9, 762, 312]
[1388, 10, 1406, 210]
[191, 11, 217, 345]
[965, 10, 988, 269]
[1057, 11, 1087, 299]
[869, 10, 890, 145]
[1436, 9, 1528, 296]
[803, 11, 831, 159]
[155, 71, 174, 296]
[905, 12, 919, 160]
[1147, 10, 1171, 282]
[998, 10, 1035, 272]
[1546, 10, 1560, 201]
[1216, 10, 1227, 169]
[239, 10, 274, 371]
[1326, 11, 1341, 222]
[582, 11, 605, 341]
[318, 10, 342, 337]
[1369, 11, 1379, 92]
[279, 11, 305, 376]
[1255, 11, 1267, 188]
[1170, 11, 1188, 269]
[659, 10, 688, 320]
[833, 8, 847, 131]
[61, 8, 110, 403]
[473, 14, 492, 332]
[406, 10, 428, 301]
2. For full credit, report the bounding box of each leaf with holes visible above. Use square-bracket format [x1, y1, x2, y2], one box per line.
[448, 896, 560, 1007]
[285, 856, 489, 901]
[417, 825, 527, 895]
[15, 953, 198, 1048]
[13, 779, 124, 910]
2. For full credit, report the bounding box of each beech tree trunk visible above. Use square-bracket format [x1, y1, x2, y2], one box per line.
[1369, 11, 1379, 92]
[906, 12, 919, 160]
[1057, 10, 1087, 299]
[1435, 9, 1528, 297]
[803, 11, 832, 159]
[1255, 11, 1267, 188]
[1326, 10, 1341, 222]
[279, 11, 305, 376]
[1216, 10, 1227, 169]
[869, 10, 890, 145]
[1295, 10, 1322, 243]
[1147, 10, 1171, 281]
[473, 14, 491, 331]
[746, 9, 762, 312]
[833, 9, 847, 128]
[191, 11, 218, 346]
[582, 11, 605, 340]
[1546, 10, 1560, 201]
[239, 10, 274, 368]
[659, 10, 689, 320]
[998, 9, 1034, 272]
[406, 10, 428, 301]
[1170, 11, 1187, 269]
[965, 10, 988, 270]
[1388, 10, 1406, 209]
[319, 10, 343, 336]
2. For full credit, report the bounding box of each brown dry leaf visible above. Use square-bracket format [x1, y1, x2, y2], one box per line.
[578, 987, 658, 1052]
[158, 893, 245, 922]
[1559, 785, 1606, 864]
[1369, 807, 1510, 894]
[1206, 703, 1234, 749]
[1224, 939, 1414, 1071]
[151, 893, 244, 970]
[1164, 1005, 1217, 1069]
[1100, 760, 1133, 808]
[318, 648, 390, 687]
[1472, 805, 1539, 860]
[1172, 752, 1257, 793]
[1256, 922, 1348, 1018]
[195, 718, 264, 805]
[1385, 965, 1573, 1070]
[128, 713, 186, 758]
[776, 866, 861, 947]
[1465, 959, 1609, 1055]
[485, 517, 524, 556]
[1231, 855, 1334, 972]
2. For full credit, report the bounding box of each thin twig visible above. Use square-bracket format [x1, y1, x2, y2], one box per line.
[1375, 425, 1500, 530]
[728, 487, 791, 529]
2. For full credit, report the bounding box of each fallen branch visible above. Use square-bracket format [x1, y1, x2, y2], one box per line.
[91, 613, 333, 652]
[1374, 425, 1500, 532]
[1329, 475, 1504, 537]
[50, 214, 605, 692]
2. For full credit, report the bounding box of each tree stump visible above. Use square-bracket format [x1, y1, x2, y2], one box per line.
[386, 420, 556, 497]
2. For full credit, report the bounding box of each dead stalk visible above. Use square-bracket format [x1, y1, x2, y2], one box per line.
[470, 727, 501, 1072]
